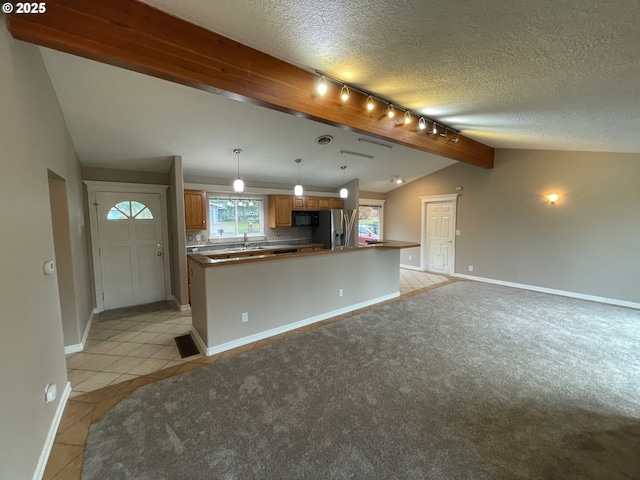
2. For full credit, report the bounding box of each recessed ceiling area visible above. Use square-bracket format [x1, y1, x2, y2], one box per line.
[40, 48, 456, 193]
[139, 0, 640, 154]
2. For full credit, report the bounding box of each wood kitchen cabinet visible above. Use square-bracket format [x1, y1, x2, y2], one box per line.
[184, 190, 207, 231]
[269, 195, 292, 227]
[318, 197, 331, 210]
[305, 196, 319, 210]
[293, 195, 319, 210]
[330, 197, 344, 209]
[292, 196, 306, 209]
[269, 195, 344, 227]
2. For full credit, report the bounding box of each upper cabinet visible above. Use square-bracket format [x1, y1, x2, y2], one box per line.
[269, 195, 345, 228]
[293, 195, 320, 210]
[330, 198, 344, 210]
[268, 195, 293, 228]
[184, 190, 207, 231]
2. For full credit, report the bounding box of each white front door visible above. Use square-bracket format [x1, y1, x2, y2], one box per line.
[426, 202, 453, 274]
[96, 192, 166, 309]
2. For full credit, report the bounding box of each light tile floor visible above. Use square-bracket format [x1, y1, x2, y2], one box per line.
[399, 268, 449, 294]
[66, 309, 201, 397]
[66, 268, 450, 396]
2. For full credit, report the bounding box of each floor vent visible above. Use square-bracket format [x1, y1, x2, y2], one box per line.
[174, 334, 200, 358]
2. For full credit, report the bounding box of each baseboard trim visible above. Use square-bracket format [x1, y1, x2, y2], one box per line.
[453, 274, 640, 310]
[64, 311, 95, 354]
[199, 292, 400, 356]
[400, 264, 423, 271]
[171, 295, 191, 312]
[33, 381, 71, 480]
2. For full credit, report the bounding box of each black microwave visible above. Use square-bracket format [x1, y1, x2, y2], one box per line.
[292, 211, 319, 227]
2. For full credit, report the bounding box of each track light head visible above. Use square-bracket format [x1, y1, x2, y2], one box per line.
[387, 105, 395, 119]
[317, 76, 327, 96]
[340, 85, 349, 102]
[366, 96, 374, 111]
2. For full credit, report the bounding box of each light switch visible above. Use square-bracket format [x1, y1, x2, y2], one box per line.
[455, 230, 461, 236]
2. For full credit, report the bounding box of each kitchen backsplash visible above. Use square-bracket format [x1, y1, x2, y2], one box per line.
[185, 226, 312, 247]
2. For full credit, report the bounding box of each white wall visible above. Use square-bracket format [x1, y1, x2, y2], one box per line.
[0, 20, 92, 479]
[386, 149, 640, 304]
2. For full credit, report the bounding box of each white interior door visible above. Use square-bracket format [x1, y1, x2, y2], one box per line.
[426, 202, 453, 274]
[96, 192, 166, 309]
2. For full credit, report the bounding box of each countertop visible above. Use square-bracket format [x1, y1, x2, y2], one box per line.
[188, 240, 419, 268]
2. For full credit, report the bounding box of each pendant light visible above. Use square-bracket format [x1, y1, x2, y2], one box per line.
[233, 148, 244, 193]
[339, 165, 348, 199]
[294, 159, 303, 196]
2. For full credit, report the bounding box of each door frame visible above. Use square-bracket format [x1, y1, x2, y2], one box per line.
[84, 181, 171, 312]
[419, 194, 458, 274]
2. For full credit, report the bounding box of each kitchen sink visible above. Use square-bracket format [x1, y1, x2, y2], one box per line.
[220, 246, 265, 253]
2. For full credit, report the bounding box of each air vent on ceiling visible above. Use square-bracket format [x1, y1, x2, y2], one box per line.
[316, 135, 333, 145]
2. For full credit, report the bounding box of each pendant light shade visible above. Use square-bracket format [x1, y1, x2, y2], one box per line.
[339, 165, 349, 198]
[294, 159, 303, 196]
[233, 148, 244, 193]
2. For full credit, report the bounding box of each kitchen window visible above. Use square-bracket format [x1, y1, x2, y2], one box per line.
[209, 197, 264, 239]
[358, 198, 385, 245]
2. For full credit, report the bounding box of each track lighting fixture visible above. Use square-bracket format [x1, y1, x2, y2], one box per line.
[233, 148, 244, 193]
[391, 175, 406, 184]
[339, 165, 349, 198]
[317, 76, 327, 96]
[294, 159, 303, 196]
[313, 71, 461, 145]
[340, 85, 349, 102]
[387, 105, 395, 118]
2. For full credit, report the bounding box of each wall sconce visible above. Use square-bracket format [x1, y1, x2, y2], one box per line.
[547, 193, 559, 204]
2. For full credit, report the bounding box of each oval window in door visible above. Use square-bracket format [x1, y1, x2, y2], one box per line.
[107, 200, 154, 220]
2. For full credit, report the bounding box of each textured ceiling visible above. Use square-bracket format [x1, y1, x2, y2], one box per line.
[140, 0, 640, 153]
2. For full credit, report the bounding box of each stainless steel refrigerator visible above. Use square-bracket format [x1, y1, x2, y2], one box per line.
[312, 209, 357, 249]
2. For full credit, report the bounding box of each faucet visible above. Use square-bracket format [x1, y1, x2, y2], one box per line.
[243, 232, 249, 248]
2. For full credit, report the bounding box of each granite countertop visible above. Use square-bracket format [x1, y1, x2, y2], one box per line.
[188, 240, 419, 268]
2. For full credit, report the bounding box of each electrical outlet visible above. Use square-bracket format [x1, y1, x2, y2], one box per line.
[339, 289, 344, 297]
[408, 255, 412, 260]
[195, 234, 201, 242]
[241, 312, 248, 323]
[468, 265, 474, 272]
[277, 231, 280, 236]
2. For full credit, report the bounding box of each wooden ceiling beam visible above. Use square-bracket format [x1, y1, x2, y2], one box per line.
[6, 0, 493, 168]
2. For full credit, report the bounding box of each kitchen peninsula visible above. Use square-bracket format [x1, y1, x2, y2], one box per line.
[188, 241, 418, 355]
